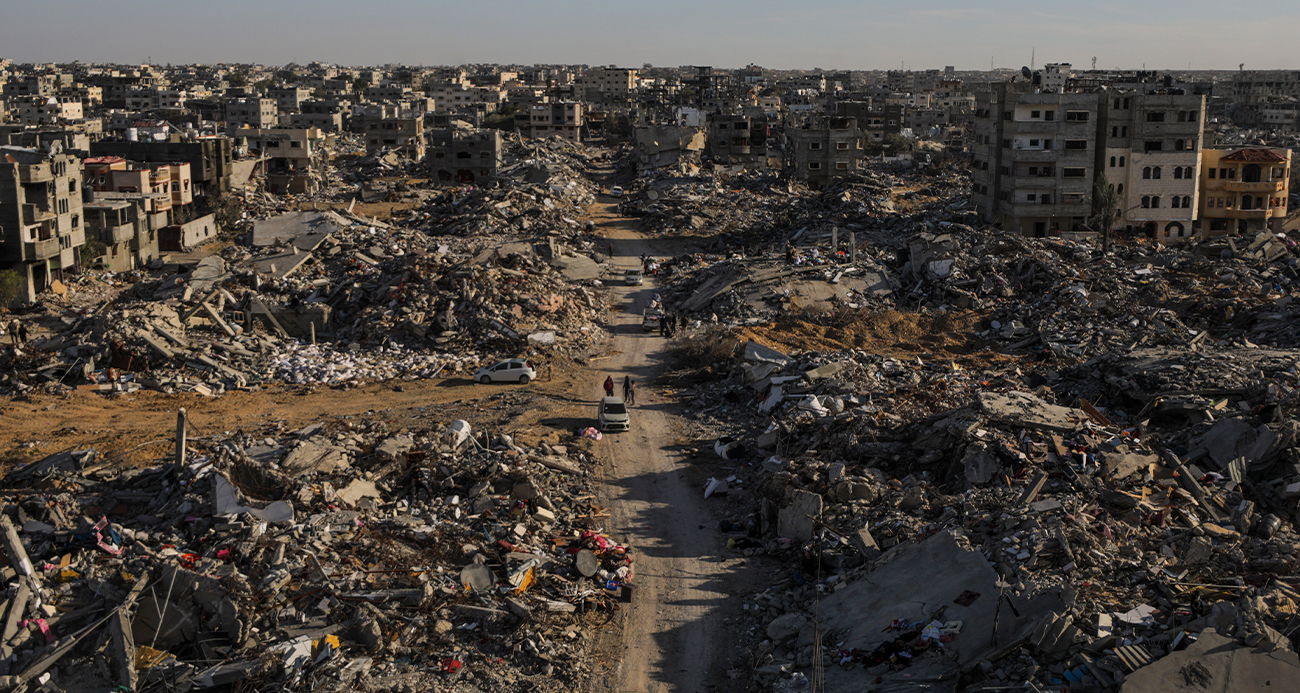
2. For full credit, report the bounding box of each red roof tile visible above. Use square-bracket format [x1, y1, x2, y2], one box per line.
[1220, 148, 1286, 162]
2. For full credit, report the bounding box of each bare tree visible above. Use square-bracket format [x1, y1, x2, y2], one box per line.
[1090, 171, 1122, 253]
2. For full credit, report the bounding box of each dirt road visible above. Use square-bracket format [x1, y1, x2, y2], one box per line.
[586, 202, 756, 693]
[0, 193, 758, 691]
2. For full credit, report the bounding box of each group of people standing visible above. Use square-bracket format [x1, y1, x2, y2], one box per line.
[657, 312, 681, 338]
[1, 318, 29, 347]
[602, 375, 637, 405]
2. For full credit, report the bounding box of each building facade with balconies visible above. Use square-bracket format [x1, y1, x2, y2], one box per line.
[0, 143, 85, 300]
[974, 82, 1208, 242]
[707, 114, 769, 168]
[1102, 93, 1205, 243]
[971, 83, 1102, 237]
[1199, 148, 1291, 236]
[237, 128, 330, 194]
[83, 199, 159, 272]
[786, 116, 864, 189]
[529, 102, 583, 142]
[427, 127, 502, 184]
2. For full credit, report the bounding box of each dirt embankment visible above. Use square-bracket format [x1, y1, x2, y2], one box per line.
[732, 309, 1025, 366]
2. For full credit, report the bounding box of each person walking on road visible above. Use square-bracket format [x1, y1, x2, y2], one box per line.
[8, 319, 19, 347]
[604, 375, 615, 398]
[17, 322, 28, 346]
[623, 376, 635, 405]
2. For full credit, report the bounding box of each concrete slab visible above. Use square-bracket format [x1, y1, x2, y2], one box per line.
[818, 530, 1066, 691]
[252, 211, 340, 248]
[978, 391, 1087, 433]
[252, 249, 315, 281]
[1120, 628, 1300, 692]
[281, 439, 351, 474]
[1195, 418, 1259, 469]
[336, 480, 380, 507]
[188, 256, 229, 294]
[743, 340, 793, 368]
[1102, 449, 1158, 480]
[213, 474, 294, 523]
[777, 490, 822, 542]
[550, 253, 604, 281]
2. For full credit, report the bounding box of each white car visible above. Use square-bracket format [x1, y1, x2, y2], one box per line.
[474, 358, 537, 384]
[609, 186, 624, 198]
[624, 269, 644, 286]
[598, 396, 630, 432]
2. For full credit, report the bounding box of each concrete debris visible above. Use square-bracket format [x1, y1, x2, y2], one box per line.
[0, 416, 626, 692]
[662, 209, 1300, 691]
[2, 79, 1300, 693]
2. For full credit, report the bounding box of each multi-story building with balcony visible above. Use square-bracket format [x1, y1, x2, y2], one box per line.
[972, 83, 1101, 237]
[786, 116, 864, 189]
[83, 198, 159, 271]
[529, 102, 583, 142]
[707, 114, 769, 169]
[974, 81, 1206, 241]
[83, 156, 194, 221]
[427, 127, 502, 184]
[236, 127, 331, 194]
[1101, 93, 1205, 243]
[575, 68, 638, 102]
[13, 95, 84, 125]
[0, 144, 85, 300]
[225, 98, 278, 130]
[1199, 148, 1291, 236]
[361, 114, 425, 159]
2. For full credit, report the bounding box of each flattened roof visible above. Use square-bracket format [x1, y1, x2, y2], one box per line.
[1221, 148, 1286, 162]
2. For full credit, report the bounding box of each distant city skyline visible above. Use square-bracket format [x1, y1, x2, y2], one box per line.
[1, 0, 1297, 71]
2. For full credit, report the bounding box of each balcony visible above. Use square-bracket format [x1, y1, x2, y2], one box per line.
[1221, 208, 1272, 219]
[1010, 121, 1064, 134]
[1012, 175, 1058, 188]
[23, 237, 61, 261]
[1223, 180, 1284, 193]
[1008, 149, 1059, 162]
[98, 224, 134, 245]
[18, 164, 52, 184]
[1007, 202, 1090, 216]
[21, 204, 55, 226]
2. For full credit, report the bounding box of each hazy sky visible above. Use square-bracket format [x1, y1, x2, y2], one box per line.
[3, 0, 1297, 71]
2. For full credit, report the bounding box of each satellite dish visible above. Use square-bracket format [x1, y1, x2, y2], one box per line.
[1021, 66, 1032, 80]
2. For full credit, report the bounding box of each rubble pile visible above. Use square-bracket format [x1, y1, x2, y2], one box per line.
[0, 419, 630, 692]
[906, 225, 1300, 358]
[621, 169, 915, 252]
[649, 207, 1298, 361]
[668, 335, 1300, 691]
[5, 205, 612, 396]
[411, 135, 599, 239]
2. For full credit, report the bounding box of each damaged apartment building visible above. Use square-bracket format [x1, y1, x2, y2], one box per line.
[707, 114, 774, 169]
[81, 154, 218, 267]
[1199, 146, 1292, 236]
[360, 105, 425, 159]
[785, 116, 865, 189]
[0, 143, 85, 300]
[529, 102, 584, 142]
[89, 137, 234, 199]
[427, 125, 502, 184]
[235, 127, 332, 194]
[972, 79, 1222, 242]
